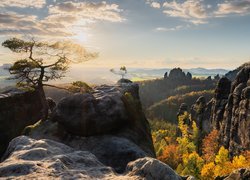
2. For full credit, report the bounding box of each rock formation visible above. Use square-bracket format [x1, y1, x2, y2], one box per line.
[210, 77, 231, 131]
[186, 66, 249, 156]
[177, 103, 188, 117]
[190, 96, 212, 134]
[0, 81, 187, 179]
[225, 62, 250, 81]
[0, 90, 43, 157]
[0, 136, 182, 180]
[210, 67, 250, 155]
[165, 68, 193, 81]
[22, 81, 156, 173]
[227, 67, 250, 155]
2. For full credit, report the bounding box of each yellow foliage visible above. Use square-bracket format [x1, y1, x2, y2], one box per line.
[232, 155, 249, 169]
[179, 152, 204, 179]
[201, 162, 216, 180]
[178, 112, 189, 138]
[215, 146, 229, 165]
[214, 161, 233, 178]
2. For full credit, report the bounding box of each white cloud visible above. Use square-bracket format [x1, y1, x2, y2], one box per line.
[0, 0, 46, 8]
[162, 0, 208, 24]
[149, 0, 250, 25]
[0, 12, 73, 37]
[49, 1, 124, 22]
[0, 1, 124, 37]
[155, 25, 184, 32]
[151, 2, 161, 9]
[215, 0, 250, 16]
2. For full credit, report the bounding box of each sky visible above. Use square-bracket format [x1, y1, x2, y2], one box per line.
[0, 0, 250, 69]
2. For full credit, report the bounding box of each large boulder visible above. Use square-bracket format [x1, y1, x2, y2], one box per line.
[0, 136, 182, 180]
[51, 92, 129, 136]
[27, 82, 155, 173]
[0, 90, 43, 157]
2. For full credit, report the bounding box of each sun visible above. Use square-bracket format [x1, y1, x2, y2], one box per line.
[73, 32, 88, 44]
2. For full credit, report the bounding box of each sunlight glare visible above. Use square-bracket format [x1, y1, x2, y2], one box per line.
[73, 32, 88, 44]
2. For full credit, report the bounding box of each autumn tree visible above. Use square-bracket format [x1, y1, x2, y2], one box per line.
[2, 37, 97, 120]
[177, 152, 204, 179]
[158, 144, 181, 169]
[202, 129, 219, 162]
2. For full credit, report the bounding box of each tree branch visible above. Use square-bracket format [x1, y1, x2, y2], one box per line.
[43, 84, 70, 91]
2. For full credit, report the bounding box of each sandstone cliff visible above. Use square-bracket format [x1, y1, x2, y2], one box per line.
[189, 66, 250, 156]
[0, 90, 43, 157]
[0, 81, 187, 179]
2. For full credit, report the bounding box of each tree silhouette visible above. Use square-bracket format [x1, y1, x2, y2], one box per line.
[2, 37, 97, 120]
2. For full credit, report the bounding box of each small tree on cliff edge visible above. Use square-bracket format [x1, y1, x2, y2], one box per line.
[2, 37, 97, 121]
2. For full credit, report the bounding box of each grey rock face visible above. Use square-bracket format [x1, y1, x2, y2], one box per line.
[0, 136, 182, 180]
[177, 103, 188, 117]
[30, 82, 155, 173]
[211, 77, 231, 130]
[0, 90, 43, 157]
[188, 66, 250, 156]
[51, 92, 128, 136]
[126, 157, 181, 180]
[210, 67, 250, 156]
[190, 96, 212, 134]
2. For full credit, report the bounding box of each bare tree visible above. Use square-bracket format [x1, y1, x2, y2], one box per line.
[2, 37, 97, 120]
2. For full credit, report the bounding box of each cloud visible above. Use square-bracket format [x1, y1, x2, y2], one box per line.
[49, 1, 124, 22]
[0, 0, 46, 8]
[148, 0, 250, 25]
[0, 12, 72, 37]
[151, 2, 161, 9]
[0, 1, 124, 37]
[145, 0, 161, 9]
[162, 0, 208, 24]
[215, 0, 250, 16]
[155, 25, 185, 32]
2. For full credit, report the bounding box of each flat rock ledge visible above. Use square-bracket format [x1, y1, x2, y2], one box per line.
[0, 136, 182, 180]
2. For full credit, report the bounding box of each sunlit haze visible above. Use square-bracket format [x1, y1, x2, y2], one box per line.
[0, 0, 250, 69]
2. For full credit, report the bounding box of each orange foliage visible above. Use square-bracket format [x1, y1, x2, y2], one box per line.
[158, 144, 181, 169]
[202, 129, 219, 163]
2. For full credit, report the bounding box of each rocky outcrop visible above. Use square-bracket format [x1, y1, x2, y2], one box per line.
[190, 96, 212, 134]
[0, 90, 43, 157]
[216, 168, 250, 180]
[227, 68, 250, 155]
[225, 62, 250, 81]
[187, 66, 249, 156]
[210, 67, 250, 156]
[177, 103, 188, 117]
[210, 77, 231, 130]
[164, 68, 192, 81]
[24, 82, 155, 173]
[0, 136, 181, 180]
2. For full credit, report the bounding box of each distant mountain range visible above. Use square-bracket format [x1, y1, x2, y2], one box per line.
[129, 67, 229, 80]
[0, 64, 11, 76]
[0, 65, 229, 88]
